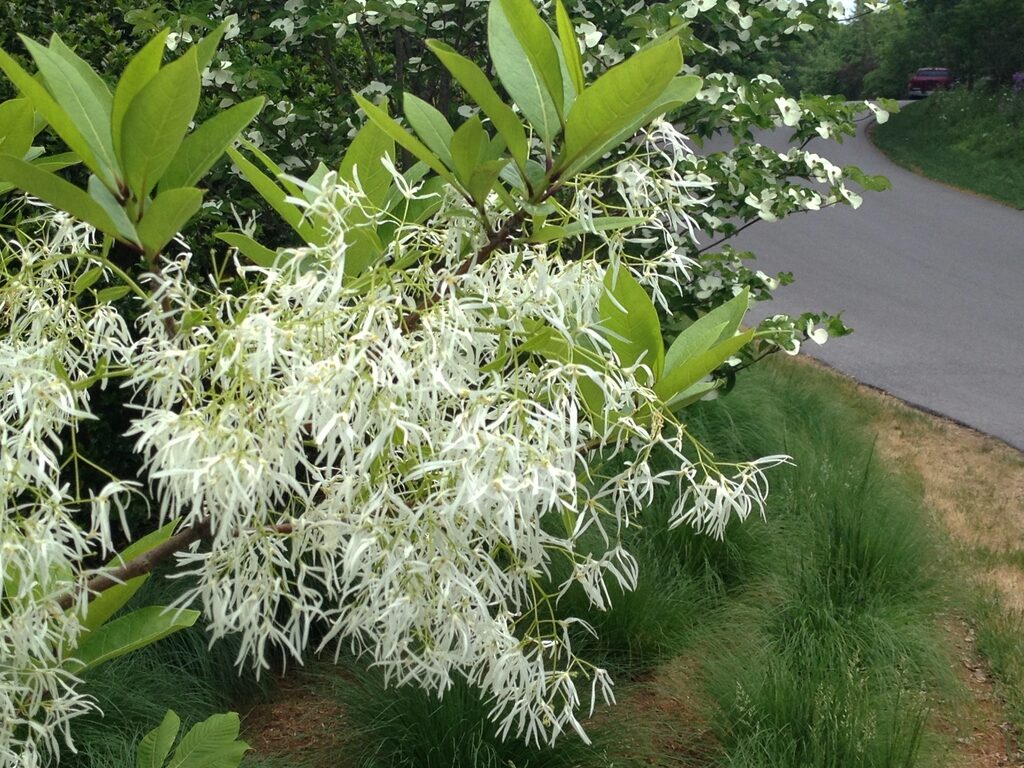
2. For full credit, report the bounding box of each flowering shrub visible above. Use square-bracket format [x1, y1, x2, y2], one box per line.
[0, 0, 894, 764]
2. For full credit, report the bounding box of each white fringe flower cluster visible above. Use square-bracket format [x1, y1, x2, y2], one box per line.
[119, 174, 786, 745]
[0, 210, 133, 766]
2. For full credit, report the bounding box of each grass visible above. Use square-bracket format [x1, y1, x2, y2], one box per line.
[872, 88, 1024, 209]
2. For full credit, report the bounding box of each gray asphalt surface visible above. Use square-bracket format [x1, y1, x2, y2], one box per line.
[704, 113, 1024, 449]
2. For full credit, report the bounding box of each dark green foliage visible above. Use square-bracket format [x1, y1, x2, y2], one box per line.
[873, 90, 1024, 209]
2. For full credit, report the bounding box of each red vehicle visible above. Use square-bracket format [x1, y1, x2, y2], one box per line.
[907, 67, 955, 98]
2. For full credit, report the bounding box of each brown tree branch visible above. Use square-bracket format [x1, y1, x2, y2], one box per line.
[56, 519, 295, 612]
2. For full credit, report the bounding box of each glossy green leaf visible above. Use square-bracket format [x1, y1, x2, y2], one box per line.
[18, 36, 118, 185]
[113, 30, 169, 158]
[160, 97, 264, 190]
[339, 118, 395, 208]
[487, 0, 563, 146]
[80, 520, 178, 633]
[87, 174, 140, 245]
[353, 93, 458, 187]
[598, 266, 665, 379]
[68, 605, 199, 672]
[0, 48, 101, 177]
[655, 329, 753, 405]
[425, 40, 528, 172]
[0, 99, 34, 159]
[215, 232, 278, 268]
[555, 0, 585, 97]
[226, 146, 316, 243]
[402, 93, 454, 169]
[0, 155, 118, 235]
[664, 289, 749, 374]
[121, 48, 200, 199]
[137, 187, 203, 257]
[168, 712, 249, 768]
[138, 710, 180, 768]
[560, 41, 684, 177]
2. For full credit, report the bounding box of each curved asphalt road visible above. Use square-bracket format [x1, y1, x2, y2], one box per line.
[707, 114, 1024, 449]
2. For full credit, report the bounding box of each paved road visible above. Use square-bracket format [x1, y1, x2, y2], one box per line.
[705, 114, 1024, 449]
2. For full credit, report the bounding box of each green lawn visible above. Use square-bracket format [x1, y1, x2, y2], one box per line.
[872, 89, 1024, 209]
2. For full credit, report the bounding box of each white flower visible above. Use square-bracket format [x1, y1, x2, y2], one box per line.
[775, 96, 803, 127]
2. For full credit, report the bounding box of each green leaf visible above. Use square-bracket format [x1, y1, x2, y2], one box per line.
[47, 34, 112, 110]
[402, 93, 454, 169]
[339, 118, 395, 208]
[654, 329, 753, 406]
[560, 41, 685, 177]
[81, 520, 178, 633]
[303, 161, 331, 203]
[73, 267, 104, 295]
[466, 159, 508, 206]
[487, 0, 564, 147]
[215, 232, 278, 268]
[226, 147, 316, 243]
[353, 93, 459, 187]
[137, 187, 203, 256]
[530, 215, 645, 242]
[30, 151, 78, 174]
[95, 285, 132, 304]
[555, 0, 585, 97]
[68, 605, 200, 672]
[425, 40, 528, 173]
[663, 289, 749, 374]
[160, 98, 264, 190]
[0, 155, 119, 236]
[193, 21, 228, 72]
[113, 30, 169, 158]
[666, 379, 719, 411]
[18, 36, 119, 186]
[137, 710, 180, 768]
[598, 266, 665, 380]
[168, 712, 249, 768]
[120, 48, 200, 199]
[450, 115, 488, 185]
[237, 139, 302, 199]
[0, 98, 35, 159]
[0, 47, 102, 179]
[87, 174, 140, 245]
